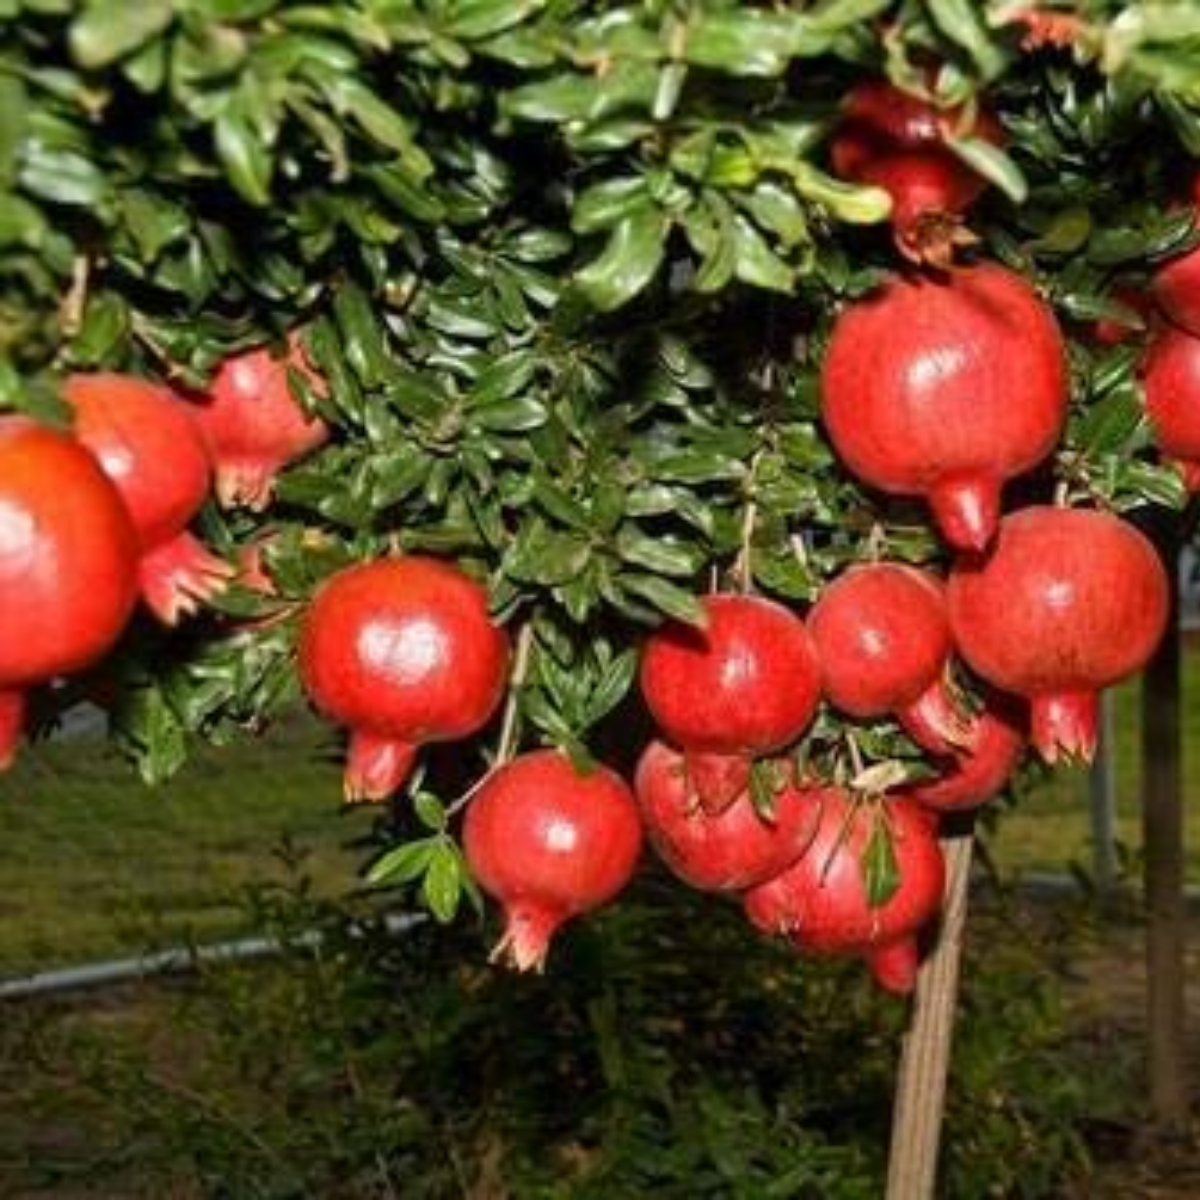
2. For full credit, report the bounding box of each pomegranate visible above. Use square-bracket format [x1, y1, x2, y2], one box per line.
[743, 789, 945, 994]
[639, 594, 821, 782]
[1142, 324, 1200, 491]
[0, 417, 140, 766]
[463, 749, 643, 971]
[902, 691, 1026, 813]
[634, 741, 821, 891]
[821, 263, 1068, 551]
[832, 81, 1004, 262]
[808, 563, 974, 753]
[947, 507, 1169, 763]
[1150, 177, 1200, 338]
[194, 338, 330, 510]
[298, 556, 509, 802]
[63, 373, 232, 625]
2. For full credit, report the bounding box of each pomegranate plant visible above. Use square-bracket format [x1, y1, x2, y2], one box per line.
[63, 373, 232, 624]
[1142, 324, 1200, 491]
[463, 750, 643, 971]
[0, 3, 1193, 1008]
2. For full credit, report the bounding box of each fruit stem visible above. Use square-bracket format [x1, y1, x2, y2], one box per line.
[446, 620, 533, 819]
[734, 449, 765, 594]
[0, 688, 26, 772]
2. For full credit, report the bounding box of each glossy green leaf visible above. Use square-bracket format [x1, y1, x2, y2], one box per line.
[573, 205, 667, 312]
[69, 0, 173, 69]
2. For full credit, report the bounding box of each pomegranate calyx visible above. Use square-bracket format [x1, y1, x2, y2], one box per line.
[490, 902, 564, 974]
[927, 472, 1000, 552]
[897, 676, 980, 755]
[0, 689, 26, 772]
[345, 730, 419, 804]
[1031, 689, 1099, 764]
[137, 532, 235, 625]
[866, 937, 921, 994]
[214, 457, 277, 512]
[896, 209, 979, 268]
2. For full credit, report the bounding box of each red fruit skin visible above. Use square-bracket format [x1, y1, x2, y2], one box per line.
[1142, 325, 1200, 491]
[821, 264, 1068, 551]
[743, 790, 945, 994]
[902, 692, 1026, 813]
[634, 741, 821, 891]
[808, 563, 972, 752]
[298, 557, 509, 802]
[680, 748, 752, 815]
[839, 81, 1004, 154]
[639, 595, 821, 757]
[947, 507, 1169, 764]
[0, 418, 139, 685]
[1152, 241, 1200, 339]
[463, 750, 643, 972]
[196, 340, 330, 510]
[63, 373, 232, 625]
[0, 689, 26, 771]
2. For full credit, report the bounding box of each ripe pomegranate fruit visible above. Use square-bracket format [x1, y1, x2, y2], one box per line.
[948, 507, 1169, 763]
[744, 789, 945, 994]
[1150, 176, 1200, 338]
[298, 556, 509, 801]
[634, 741, 821, 891]
[902, 691, 1026, 813]
[808, 563, 974, 753]
[821, 263, 1068, 551]
[832, 81, 1004, 262]
[1141, 324, 1200, 491]
[463, 749, 643, 971]
[194, 338, 330, 510]
[63, 373, 232, 625]
[639, 594, 821, 790]
[0, 417, 140, 767]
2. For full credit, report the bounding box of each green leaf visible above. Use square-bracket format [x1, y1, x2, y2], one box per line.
[367, 838, 437, 886]
[619, 574, 706, 627]
[214, 107, 272, 206]
[615, 525, 704, 577]
[573, 205, 667, 312]
[924, 0, 1008, 79]
[945, 136, 1028, 204]
[447, 0, 546, 41]
[571, 177, 650, 235]
[732, 214, 794, 292]
[69, 0, 173, 69]
[422, 840, 465, 923]
[862, 815, 900, 909]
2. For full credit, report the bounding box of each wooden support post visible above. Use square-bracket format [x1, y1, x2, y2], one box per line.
[885, 826, 974, 1200]
[1141, 514, 1189, 1130]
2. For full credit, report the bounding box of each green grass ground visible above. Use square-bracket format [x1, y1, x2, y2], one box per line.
[0, 659, 1196, 974]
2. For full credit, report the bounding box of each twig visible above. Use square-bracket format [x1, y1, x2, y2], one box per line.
[59, 254, 91, 339]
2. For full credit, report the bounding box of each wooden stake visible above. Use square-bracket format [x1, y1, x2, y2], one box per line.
[885, 827, 975, 1200]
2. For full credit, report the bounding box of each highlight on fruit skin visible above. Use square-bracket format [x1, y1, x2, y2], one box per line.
[463, 749, 644, 972]
[634, 741, 822, 892]
[63, 372, 233, 625]
[947, 506, 1170, 764]
[820, 262, 1068, 552]
[298, 556, 510, 803]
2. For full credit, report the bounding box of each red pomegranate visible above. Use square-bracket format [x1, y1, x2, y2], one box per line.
[832, 81, 1004, 262]
[195, 338, 330, 510]
[1142, 325, 1200, 491]
[821, 263, 1068, 551]
[808, 563, 974, 753]
[0, 690, 25, 771]
[298, 556, 509, 801]
[0, 417, 140, 766]
[639, 594, 821, 773]
[463, 749, 643, 971]
[901, 691, 1026, 813]
[947, 507, 1169, 763]
[634, 741, 821, 891]
[64, 373, 232, 625]
[1150, 177, 1200, 338]
[743, 789, 945, 994]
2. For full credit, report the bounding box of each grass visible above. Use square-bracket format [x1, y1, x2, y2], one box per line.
[0, 711, 375, 974]
[0, 648, 1197, 974]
